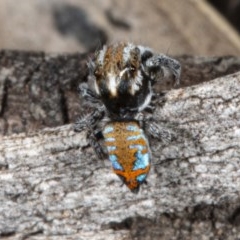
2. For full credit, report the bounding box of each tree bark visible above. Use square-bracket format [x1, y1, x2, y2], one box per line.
[0, 51, 240, 239]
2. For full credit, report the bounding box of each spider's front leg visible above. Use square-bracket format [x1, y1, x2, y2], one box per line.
[74, 108, 104, 131]
[145, 54, 181, 86]
[78, 82, 101, 104]
[75, 80, 108, 159]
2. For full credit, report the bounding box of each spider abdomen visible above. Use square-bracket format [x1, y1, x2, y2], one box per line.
[103, 121, 151, 193]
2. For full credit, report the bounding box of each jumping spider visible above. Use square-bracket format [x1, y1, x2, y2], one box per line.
[75, 42, 181, 193]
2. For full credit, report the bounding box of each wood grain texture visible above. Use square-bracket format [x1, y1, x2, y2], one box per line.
[0, 51, 240, 239]
[0, 51, 240, 136]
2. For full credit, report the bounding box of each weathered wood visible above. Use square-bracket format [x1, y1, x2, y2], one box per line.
[1, 50, 240, 136]
[0, 51, 88, 135]
[0, 70, 240, 239]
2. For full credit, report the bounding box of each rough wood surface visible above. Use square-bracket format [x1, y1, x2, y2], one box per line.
[0, 51, 240, 239]
[1, 51, 240, 136]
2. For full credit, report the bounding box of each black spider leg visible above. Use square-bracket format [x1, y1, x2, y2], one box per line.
[75, 82, 108, 159]
[74, 108, 104, 132]
[75, 81, 104, 134]
[74, 108, 107, 159]
[143, 92, 165, 113]
[88, 113, 112, 160]
[87, 129, 107, 159]
[135, 110, 172, 144]
[146, 121, 173, 144]
[78, 82, 101, 104]
[145, 54, 181, 86]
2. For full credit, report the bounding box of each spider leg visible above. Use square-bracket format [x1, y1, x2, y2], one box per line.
[146, 121, 173, 143]
[74, 108, 107, 159]
[145, 54, 181, 86]
[135, 112, 173, 144]
[78, 82, 101, 104]
[87, 129, 107, 159]
[74, 108, 105, 132]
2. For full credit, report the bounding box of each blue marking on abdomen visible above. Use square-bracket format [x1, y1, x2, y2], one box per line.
[109, 154, 123, 170]
[126, 134, 142, 141]
[129, 144, 146, 151]
[103, 126, 114, 134]
[107, 146, 116, 152]
[126, 125, 138, 131]
[105, 137, 115, 142]
[133, 151, 150, 171]
[136, 173, 147, 183]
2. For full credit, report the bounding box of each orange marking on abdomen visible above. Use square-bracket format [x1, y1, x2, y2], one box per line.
[104, 122, 147, 166]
